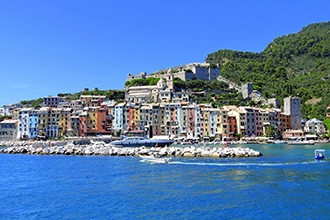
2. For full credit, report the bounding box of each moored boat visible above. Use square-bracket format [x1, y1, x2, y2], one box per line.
[287, 138, 315, 145]
[267, 139, 286, 144]
[110, 136, 173, 148]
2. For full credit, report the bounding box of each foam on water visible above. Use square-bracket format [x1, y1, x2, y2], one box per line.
[169, 160, 326, 166]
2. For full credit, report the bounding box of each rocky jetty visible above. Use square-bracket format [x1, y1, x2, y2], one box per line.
[0, 141, 262, 158]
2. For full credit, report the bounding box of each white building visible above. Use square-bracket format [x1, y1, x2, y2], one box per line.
[17, 108, 38, 140]
[113, 103, 125, 133]
[304, 118, 325, 135]
[125, 78, 172, 104]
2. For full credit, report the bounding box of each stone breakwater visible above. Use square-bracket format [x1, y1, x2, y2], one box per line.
[0, 141, 262, 158]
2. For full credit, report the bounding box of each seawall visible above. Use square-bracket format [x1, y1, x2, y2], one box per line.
[0, 141, 262, 158]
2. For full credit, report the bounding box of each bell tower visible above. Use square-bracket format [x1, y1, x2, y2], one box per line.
[166, 68, 174, 91]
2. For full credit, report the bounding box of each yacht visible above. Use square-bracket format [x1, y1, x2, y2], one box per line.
[110, 136, 173, 148]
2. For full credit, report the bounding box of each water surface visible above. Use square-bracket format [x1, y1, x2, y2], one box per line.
[1, 143, 329, 219]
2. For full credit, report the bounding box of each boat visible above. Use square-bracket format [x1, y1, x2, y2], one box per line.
[287, 138, 315, 145]
[267, 139, 286, 144]
[110, 136, 174, 148]
[315, 149, 325, 160]
[140, 155, 173, 164]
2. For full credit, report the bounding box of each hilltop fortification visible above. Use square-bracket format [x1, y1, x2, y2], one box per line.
[126, 62, 220, 82]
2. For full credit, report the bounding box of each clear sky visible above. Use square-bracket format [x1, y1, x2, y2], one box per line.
[1, 0, 329, 106]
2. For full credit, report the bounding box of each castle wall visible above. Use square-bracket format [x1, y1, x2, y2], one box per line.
[126, 63, 220, 83]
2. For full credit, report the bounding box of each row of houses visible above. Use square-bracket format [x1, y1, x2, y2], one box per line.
[0, 94, 326, 141]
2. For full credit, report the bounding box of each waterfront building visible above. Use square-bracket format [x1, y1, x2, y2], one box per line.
[85, 107, 98, 135]
[180, 104, 188, 137]
[159, 104, 166, 136]
[59, 108, 72, 136]
[140, 104, 152, 132]
[284, 96, 302, 130]
[283, 129, 304, 140]
[271, 108, 290, 138]
[209, 108, 221, 138]
[151, 104, 162, 136]
[218, 107, 230, 138]
[133, 104, 142, 131]
[113, 103, 125, 134]
[164, 103, 181, 138]
[0, 119, 18, 141]
[17, 108, 38, 140]
[194, 105, 202, 139]
[69, 111, 81, 137]
[227, 106, 259, 137]
[127, 103, 135, 131]
[94, 106, 112, 136]
[198, 104, 212, 138]
[304, 118, 326, 135]
[202, 107, 211, 138]
[227, 114, 237, 137]
[38, 107, 49, 138]
[236, 107, 251, 136]
[47, 108, 60, 138]
[79, 111, 88, 137]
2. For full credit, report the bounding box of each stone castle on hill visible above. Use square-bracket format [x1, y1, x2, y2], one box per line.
[126, 62, 220, 82]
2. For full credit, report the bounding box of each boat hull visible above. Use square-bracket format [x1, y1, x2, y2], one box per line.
[111, 137, 173, 148]
[140, 155, 172, 164]
[288, 141, 315, 145]
[315, 149, 325, 160]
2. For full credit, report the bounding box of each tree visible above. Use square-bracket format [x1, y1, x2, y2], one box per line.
[265, 124, 276, 137]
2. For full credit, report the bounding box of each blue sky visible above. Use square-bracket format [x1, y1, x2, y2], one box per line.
[1, 0, 329, 106]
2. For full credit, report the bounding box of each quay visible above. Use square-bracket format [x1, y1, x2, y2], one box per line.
[0, 141, 262, 158]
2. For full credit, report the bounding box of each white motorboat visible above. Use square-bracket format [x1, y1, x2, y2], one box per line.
[287, 138, 315, 145]
[140, 155, 173, 164]
[111, 136, 173, 148]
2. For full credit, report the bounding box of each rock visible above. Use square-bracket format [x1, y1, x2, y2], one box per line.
[183, 152, 195, 157]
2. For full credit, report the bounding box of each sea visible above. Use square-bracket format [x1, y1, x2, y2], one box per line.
[1, 143, 330, 220]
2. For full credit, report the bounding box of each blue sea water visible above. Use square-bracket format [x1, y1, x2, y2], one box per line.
[1, 144, 330, 220]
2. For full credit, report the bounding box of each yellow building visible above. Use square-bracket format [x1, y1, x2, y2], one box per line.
[38, 107, 50, 138]
[86, 107, 98, 134]
[59, 108, 72, 136]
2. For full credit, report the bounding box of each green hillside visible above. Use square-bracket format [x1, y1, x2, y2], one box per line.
[206, 21, 330, 120]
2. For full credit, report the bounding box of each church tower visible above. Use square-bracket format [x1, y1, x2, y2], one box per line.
[166, 68, 174, 91]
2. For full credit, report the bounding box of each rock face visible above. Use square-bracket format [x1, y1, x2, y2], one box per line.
[0, 141, 262, 158]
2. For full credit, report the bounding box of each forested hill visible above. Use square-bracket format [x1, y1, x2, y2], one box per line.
[206, 21, 330, 120]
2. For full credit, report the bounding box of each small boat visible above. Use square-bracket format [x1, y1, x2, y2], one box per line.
[140, 154, 173, 164]
[315, 149, 325, 160]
